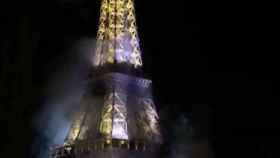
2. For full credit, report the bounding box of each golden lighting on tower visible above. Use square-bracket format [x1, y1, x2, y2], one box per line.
[93, 0, 143, 68]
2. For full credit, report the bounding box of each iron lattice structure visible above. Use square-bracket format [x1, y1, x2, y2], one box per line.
[93, 0, 143, 68]
[50, 0, 161, 158]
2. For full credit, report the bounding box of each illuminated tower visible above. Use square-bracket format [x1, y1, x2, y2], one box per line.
[50, 0, 161, 158]
[93, 0, 142, 68]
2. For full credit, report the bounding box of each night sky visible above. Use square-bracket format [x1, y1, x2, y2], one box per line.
[1, 0, 279, 158]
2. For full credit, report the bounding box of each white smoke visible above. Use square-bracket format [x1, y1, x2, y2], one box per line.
[168, 115, 193, 158]
[30, 37, 211, 158]
[31, 37, 96, 158]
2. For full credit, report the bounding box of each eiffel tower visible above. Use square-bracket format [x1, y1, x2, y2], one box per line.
[50, 0, 161, 158]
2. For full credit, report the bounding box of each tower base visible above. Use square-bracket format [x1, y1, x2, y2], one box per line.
[49, 142, 160, 158]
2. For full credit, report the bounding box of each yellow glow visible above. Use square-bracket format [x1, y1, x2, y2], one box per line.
[94, 0, 143, 68]
[99, 100, 113, 136]
[106, 139, 111, 144]
[65, 111, 86, 142]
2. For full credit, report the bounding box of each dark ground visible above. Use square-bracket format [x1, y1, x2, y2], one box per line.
[0, 0, 279, 158]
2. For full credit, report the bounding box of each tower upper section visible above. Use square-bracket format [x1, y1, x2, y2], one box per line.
[93, 0, 143, 69]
